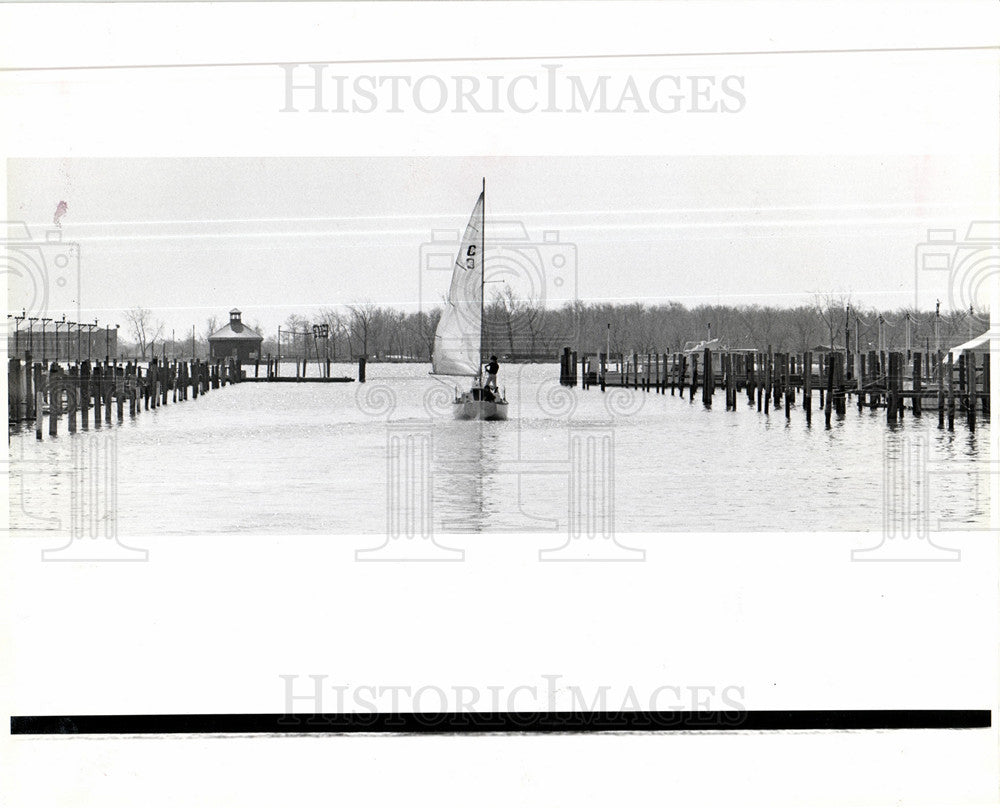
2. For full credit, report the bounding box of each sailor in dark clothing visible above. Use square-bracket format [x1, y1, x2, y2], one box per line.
[484, 356, 500, 393]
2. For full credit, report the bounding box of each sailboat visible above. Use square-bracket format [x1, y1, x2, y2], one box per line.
[431, 178, 509, 421]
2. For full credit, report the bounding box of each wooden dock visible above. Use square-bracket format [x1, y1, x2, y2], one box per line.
[561, 346, 991, 430]
[250, 354, 363, 383]
[8, 354, 246, 440]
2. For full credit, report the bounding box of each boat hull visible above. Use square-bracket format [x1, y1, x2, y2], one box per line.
[453, 392, 509, 421]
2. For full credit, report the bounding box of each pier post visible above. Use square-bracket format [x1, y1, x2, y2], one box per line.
[105, 365, 112, 423]
[936, 351, 944, 428]
[80, 362, 90, 429]
[885, 353, 899, 424]
[690, 355, 698, 402]
[912, 353, 922, 416]
[965, 350, 976, 431]
[947, 354, 955, 430]
[68, 366, 78, 433]
[702, 348, 712, 406]
[358, 356, 367, 383]
[983, 350, 990, 417]
[824, 354, 834, 428]
[8, 359, 23, 421]
[94, 364, 103, 425]
[803, 351, 812, 421]
[763, 351, 771, 414]
[24, 353, 34, 421]
[48, 366, 60, 437]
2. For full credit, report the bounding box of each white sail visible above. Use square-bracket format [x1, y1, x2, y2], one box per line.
[431, 191, 484, 377]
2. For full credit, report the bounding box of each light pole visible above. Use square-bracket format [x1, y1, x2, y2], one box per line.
[41, 316, 52, 364]
[13, 310, 25, 353]
[27, 317, 38, 358]
[55, 314, 65, 362]
[934, 300, 940, 354]
[844, 305, 851, 366]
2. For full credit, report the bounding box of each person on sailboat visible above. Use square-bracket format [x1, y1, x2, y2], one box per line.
[484, 355, 500, 394]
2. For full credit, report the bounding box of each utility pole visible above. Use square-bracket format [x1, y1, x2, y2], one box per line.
[41, 317, 52, 364]
[13, 311, 24, 352]
[844, 305, 851, 367]
[55, 315, 65, 361]
[934, 300, 940, 354]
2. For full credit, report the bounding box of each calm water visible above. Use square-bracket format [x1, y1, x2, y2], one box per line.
[8, 362, 992, 535]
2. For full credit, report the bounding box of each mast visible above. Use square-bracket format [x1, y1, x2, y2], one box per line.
[479, 176, 485, 387]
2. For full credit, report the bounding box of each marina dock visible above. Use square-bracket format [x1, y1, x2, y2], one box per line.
[8, 355, 246, 440]
[561, 346, 991, 430]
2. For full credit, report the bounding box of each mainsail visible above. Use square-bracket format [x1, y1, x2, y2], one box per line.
[431, 191, 484, 377]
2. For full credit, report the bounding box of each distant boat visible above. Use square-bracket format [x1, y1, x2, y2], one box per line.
[430, 178, 509, 421]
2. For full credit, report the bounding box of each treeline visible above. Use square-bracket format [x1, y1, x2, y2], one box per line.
[117, 298, 989, 362]
[268, 297, 989, 361]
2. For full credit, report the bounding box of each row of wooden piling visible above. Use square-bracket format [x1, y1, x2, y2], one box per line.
[569, 347, 990, 431]
[8, 354, 244, 440]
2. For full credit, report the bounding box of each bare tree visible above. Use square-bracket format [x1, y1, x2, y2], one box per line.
[125, 306, 164, 359]
[347, 301, 380, 358]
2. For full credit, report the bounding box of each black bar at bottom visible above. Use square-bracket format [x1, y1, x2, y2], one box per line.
[10, 710, 991, 735]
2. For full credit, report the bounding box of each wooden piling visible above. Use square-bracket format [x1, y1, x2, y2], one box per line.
[912, 353, 922, 416]
[67, 367, 78, 433]
[763, 351, 771, 414]
[702, 348, 712, 406]
[947, 353, 955, 430]
[982, 350, 990, 417]
[104, 366, 112, 423]
[94, 365, 103, 425]
[48, 367, 59, 437]
[690, 355, 698, 402]
[803, 351, 812, 420]
[824, 354, 834, 428]
[24, 354, 35, 421]
[966, 350, 976, 431]
[936, 351, 944, 428]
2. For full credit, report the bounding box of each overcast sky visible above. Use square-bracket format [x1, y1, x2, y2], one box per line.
[8, 155, 996, 338]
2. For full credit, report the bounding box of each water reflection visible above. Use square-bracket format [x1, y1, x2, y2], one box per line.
[7, 362, 992, 535]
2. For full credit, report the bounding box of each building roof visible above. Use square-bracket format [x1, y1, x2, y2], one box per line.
[948, 330, 993, 359]
[208, 320, 263, 342]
